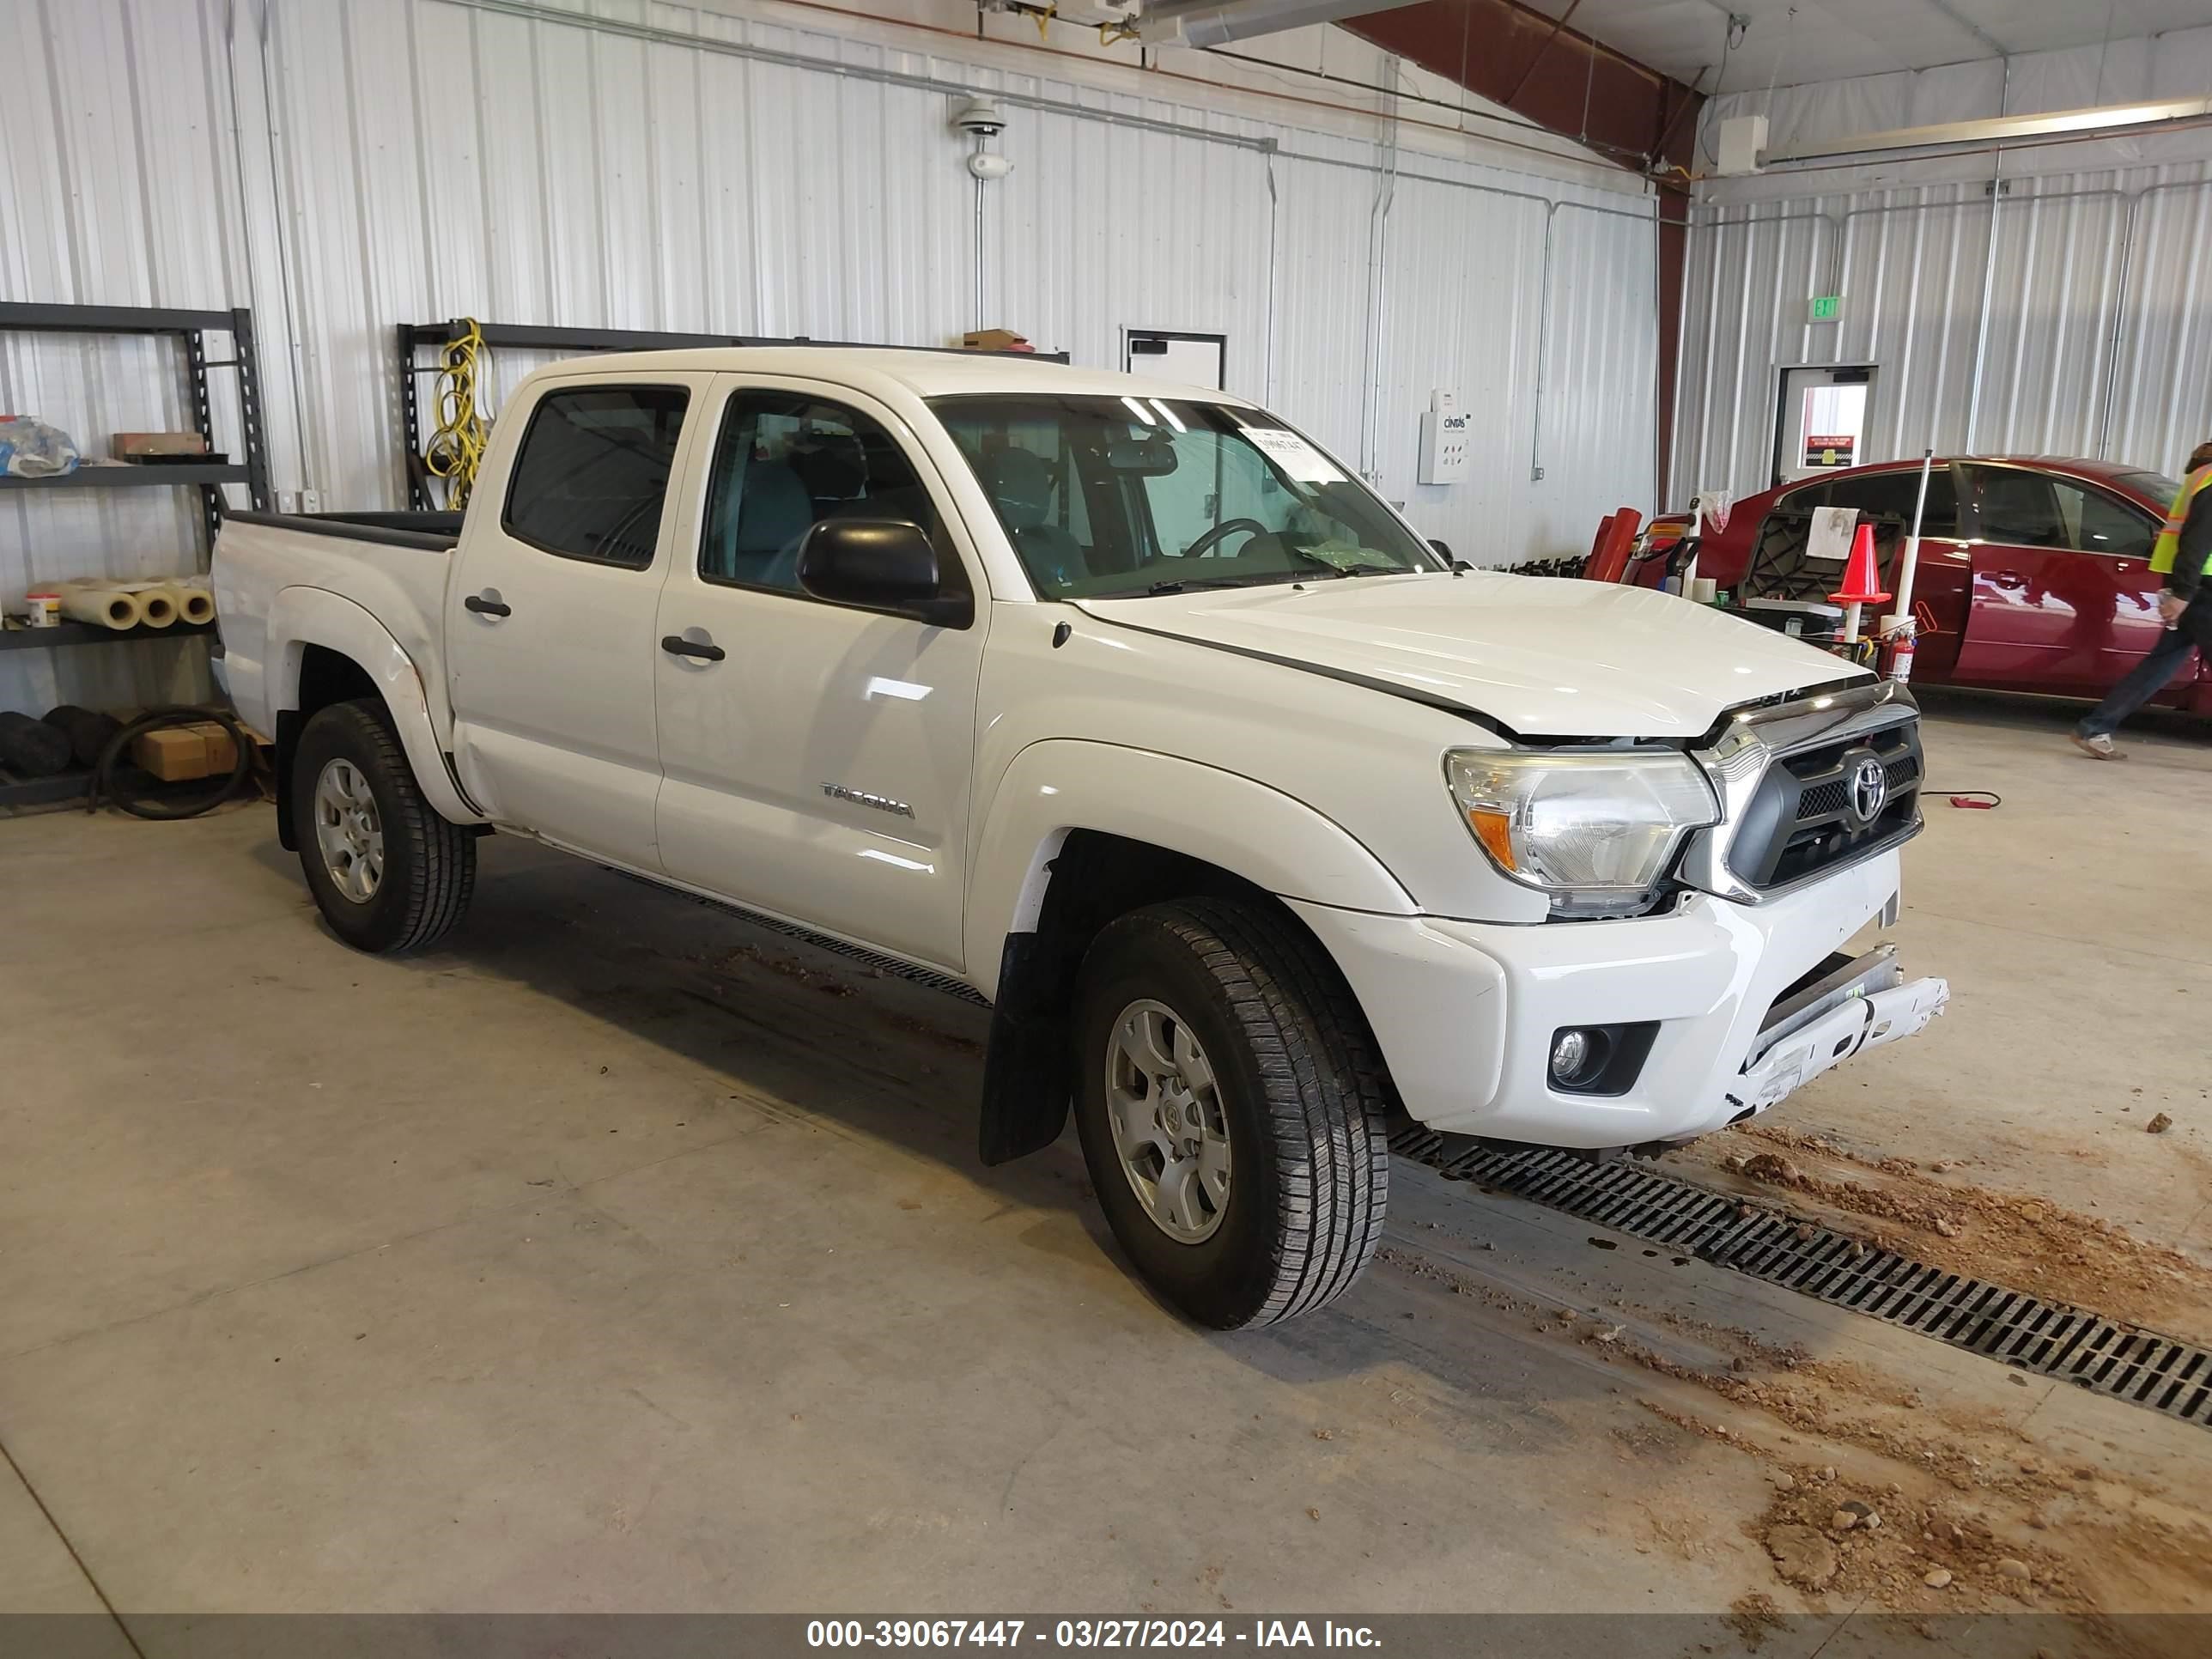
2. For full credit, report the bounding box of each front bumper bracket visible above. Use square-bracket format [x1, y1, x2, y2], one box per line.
[1736, 944, 1948, 1114]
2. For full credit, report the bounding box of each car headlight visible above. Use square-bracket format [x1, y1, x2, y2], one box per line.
[1444, 749, 1720, 915]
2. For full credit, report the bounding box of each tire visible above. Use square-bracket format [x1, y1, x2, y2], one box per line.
[293, 698, 476, 954]
[1072, 898, 1391, 1329]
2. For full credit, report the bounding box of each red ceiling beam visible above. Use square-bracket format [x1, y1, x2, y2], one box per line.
[1343, 0, 1701, 176]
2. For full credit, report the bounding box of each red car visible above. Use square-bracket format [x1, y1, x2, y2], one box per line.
[1637, 458, 2212, 716]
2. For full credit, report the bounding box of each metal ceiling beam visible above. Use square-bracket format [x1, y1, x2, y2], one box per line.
[1344, 1, 1700, 165]
[1136, 0, 1417, 48]
[1920, 0, 2009, 60]
[1500, 0, 1583, 106]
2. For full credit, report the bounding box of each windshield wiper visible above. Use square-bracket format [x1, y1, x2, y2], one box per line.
[1146, 570, 1321, 596]
[1284, 544, 1406, 578]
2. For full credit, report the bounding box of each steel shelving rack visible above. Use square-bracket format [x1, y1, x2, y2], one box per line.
[0, 301, 269, 807]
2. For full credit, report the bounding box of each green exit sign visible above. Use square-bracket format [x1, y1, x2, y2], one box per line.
[1809, 294, 1843, 322]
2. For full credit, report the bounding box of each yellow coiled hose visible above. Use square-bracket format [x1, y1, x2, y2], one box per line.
[423, 319, 489, 509]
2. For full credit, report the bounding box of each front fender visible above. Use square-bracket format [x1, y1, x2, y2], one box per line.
[963, 739, 1415, 1000]
[265, 586, 484, 828]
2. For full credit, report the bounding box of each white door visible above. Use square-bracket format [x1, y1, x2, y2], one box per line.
[446, 374, 708, 864]
[1775, 366, 1875, 484]
[651, 375, 987, 969]
[1125, 331, 1226, 390]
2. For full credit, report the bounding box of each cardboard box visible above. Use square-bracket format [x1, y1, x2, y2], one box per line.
[113, 431, 208, 459]
[961, 328, 1035, 353]
[131, 721, 238, 781]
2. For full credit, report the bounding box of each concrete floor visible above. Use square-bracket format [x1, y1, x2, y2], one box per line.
[3, 693, 2209, 1642]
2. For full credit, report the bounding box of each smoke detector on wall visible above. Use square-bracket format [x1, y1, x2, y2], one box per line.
[955, 95, 1013, 180]
[954, 96, 1007, 137]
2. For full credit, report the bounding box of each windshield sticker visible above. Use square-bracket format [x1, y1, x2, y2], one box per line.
[1244, 428, 1346, 484]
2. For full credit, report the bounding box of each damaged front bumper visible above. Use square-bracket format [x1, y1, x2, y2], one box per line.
[1736, 945, 1950, 1115]
[1288, 847, 1948, 1150]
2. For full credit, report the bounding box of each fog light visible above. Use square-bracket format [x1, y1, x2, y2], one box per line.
[1548, 1022, 1656, 1096]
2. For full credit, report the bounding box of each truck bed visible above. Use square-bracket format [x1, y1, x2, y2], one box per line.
[212, 509, 461, 740]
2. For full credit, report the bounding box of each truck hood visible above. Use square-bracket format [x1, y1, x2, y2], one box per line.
[1077, 571, 1868, 741]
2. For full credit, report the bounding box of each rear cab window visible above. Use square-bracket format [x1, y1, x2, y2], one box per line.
[502, 386, 690, 568]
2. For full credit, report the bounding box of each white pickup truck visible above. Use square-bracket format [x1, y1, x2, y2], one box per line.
[214, 348, 1946, 1328]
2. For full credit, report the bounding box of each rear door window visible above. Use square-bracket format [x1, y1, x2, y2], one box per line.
[502, 386, 690, 568]
[1827, 470, 1958, 537]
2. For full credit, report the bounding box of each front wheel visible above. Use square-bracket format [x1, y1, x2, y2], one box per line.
[293, 699, 476, 954]
[1072, 899, 1391, 1329]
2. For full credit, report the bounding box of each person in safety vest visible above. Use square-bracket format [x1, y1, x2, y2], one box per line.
[2073, 441, 2212, 758]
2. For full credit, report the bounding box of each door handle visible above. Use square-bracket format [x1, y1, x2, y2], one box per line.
[1988, 570, 2027, 591]
[661, 634, 726, 662]
[464, 592, 512, 617]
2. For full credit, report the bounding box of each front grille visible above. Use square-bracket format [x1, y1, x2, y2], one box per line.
[1727, 717, 1923, 891]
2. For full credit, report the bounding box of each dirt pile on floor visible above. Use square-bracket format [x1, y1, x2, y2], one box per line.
[1751, 1463, 2086, 1613]
[1378, 1194, 2212, 1630]
[1680, 1124, 2212, 1340]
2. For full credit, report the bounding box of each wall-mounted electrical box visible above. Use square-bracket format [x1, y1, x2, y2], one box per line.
[1717, 113, 1768, 174]
[1418, 389, 1469, 484]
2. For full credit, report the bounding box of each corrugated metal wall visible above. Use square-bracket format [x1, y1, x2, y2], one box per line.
[3, 0, 1663, 720]
[1674, 165, 2212, 502]
[1677, 15, 2212, 511]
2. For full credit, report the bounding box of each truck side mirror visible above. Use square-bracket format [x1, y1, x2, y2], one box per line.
[796, 520, 974, 629]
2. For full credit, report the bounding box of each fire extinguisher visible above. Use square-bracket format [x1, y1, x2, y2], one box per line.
[1886, 623, 1916, 684]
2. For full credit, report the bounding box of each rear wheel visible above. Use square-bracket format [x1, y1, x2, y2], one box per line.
[293, 699, 475, 954]
[1072, 899, 1390, 1328]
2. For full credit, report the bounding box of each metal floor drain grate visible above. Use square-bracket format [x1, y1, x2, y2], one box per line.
[1392, 1130, 2212, 1430]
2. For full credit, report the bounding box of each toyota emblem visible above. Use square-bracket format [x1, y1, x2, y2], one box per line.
[1849, 756, 1889, 825]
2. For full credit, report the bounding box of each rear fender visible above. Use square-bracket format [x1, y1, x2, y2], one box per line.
[264, 586, 483, 830]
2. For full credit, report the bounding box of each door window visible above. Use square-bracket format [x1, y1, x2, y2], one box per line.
[502, 386, 689, 568]
[1966, 467, 2065, 546]
[700, 393, 944, 592]
[1826, 470, 1958, 537]
[2051, 480, 2156, 559]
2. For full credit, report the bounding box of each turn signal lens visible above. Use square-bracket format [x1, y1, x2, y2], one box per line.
[1468, 808, 1517, 871]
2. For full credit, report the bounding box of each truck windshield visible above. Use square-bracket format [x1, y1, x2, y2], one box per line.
[931, 394, 1440, 599]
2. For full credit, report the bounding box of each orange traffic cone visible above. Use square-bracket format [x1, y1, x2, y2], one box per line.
[1829, 524, 1892, 607]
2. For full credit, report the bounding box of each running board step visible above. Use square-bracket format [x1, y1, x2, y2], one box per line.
[603, 866, 992, 1006]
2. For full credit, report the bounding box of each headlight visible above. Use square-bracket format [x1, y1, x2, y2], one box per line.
[1444, 749, 1720, 915]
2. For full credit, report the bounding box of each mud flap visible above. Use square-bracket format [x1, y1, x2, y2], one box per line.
[977, 934, 1073, 1165]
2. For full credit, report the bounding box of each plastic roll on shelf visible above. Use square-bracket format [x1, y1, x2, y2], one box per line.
[173, 582, 216, 626]
[55, 582, 144, 630]
[124, 582, 178, 628]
